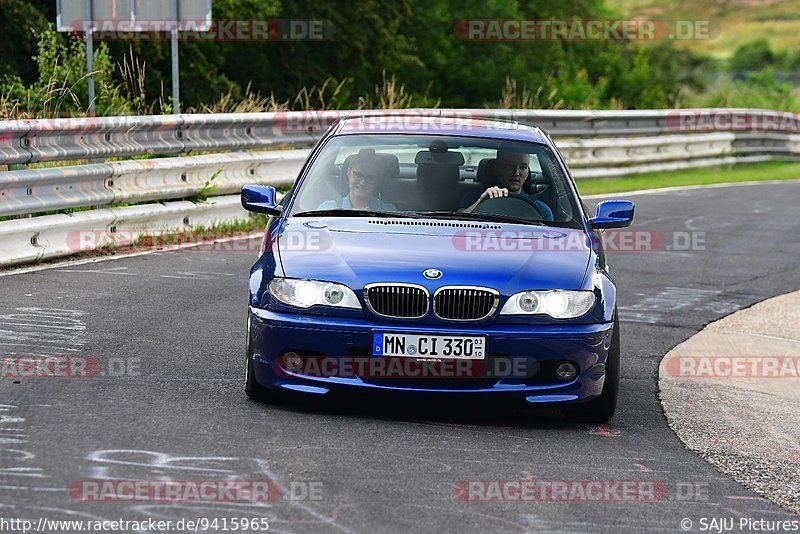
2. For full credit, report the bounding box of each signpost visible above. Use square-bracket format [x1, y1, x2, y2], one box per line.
[56, 0, 213, 114]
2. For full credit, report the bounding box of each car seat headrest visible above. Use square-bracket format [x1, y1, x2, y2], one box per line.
[477, 158, 496, 187]
[376, 153, 400, 181]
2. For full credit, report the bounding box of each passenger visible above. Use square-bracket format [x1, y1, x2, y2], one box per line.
[318, 153, 396, 211]
[459, 149, 553, 220]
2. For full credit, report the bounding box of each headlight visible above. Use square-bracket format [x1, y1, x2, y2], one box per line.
[499, 290, 595, 319]
[268, 278, 361, 309]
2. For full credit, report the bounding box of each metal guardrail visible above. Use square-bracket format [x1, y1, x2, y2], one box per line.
[0, 196, 247, 266]
[0, 149, 310, 218]
[5, 108, 799, 165]
[1, 108, 799, 267]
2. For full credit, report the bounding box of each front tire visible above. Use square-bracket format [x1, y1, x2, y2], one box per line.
[245, 314, 272, 402]
[564, 311, 620, 424]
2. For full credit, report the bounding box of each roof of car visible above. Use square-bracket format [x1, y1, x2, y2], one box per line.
[332, 114, 550, 144]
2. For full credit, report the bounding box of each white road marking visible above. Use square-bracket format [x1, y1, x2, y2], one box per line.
[684, 216, 705, 231]
[160, 271, 237, 280]
[0, 308, 86, 358]
[55, 266, 136, 276]
[620, 287, 728, 324]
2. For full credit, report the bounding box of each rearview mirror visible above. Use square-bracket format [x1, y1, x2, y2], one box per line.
[241, 185, 282, 216]
[589, 200, 634, 229]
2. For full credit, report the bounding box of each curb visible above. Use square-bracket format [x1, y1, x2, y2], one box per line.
[659, 290, 800, 514]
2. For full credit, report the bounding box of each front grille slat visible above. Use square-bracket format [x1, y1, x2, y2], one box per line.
[434, 287, 497, 321]
[468, 290, 474, 318]
[365, 284, 428, 318]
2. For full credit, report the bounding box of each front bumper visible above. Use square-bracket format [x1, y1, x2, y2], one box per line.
[249, 307, 614, 404]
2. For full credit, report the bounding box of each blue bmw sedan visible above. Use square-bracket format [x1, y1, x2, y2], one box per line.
[241, 115, 634, 423]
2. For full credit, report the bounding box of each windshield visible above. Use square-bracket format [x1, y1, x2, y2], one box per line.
[288, 135, 581, 228]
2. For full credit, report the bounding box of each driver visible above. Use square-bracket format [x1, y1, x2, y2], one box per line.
[458, 149, 553, 220]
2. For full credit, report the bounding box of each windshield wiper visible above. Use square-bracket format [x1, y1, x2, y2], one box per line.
[294, 209, 416, 219]
[412, 211, 554, 226]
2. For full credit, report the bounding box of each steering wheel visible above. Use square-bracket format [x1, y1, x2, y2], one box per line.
[472, 192, 543, 219]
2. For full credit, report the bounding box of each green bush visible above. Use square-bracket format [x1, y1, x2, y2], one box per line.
[684, 69, 799, 111]
[1, 26, 131, 117]
[729, 39, 778, 72]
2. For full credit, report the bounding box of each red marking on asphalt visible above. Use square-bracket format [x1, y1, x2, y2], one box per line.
[764, 444, 799, 459]
[585, 424, 621, 437]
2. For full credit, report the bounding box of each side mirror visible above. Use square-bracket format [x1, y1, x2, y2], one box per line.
[590, 200, 634, 229]
[241, 185, 282, 216]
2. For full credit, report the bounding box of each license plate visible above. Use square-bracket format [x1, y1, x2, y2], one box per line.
[373, 333, 485, 359]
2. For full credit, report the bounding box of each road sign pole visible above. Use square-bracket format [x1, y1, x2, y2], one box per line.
[84, 0, 96, 116]
[171, 0, 181, 114]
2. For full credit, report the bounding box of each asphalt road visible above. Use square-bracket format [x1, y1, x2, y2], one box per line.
[1, 181, 799, 533]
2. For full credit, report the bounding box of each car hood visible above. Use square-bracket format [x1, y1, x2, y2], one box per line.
[277, 217, 592, 293]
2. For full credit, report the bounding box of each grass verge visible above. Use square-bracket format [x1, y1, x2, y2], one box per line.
[575, 161, 800, 196]
[132, 215, 268, 251]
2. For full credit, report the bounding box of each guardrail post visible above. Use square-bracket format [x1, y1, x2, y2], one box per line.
[7, 161, 32, 219]
[6, 163, 31, 218]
